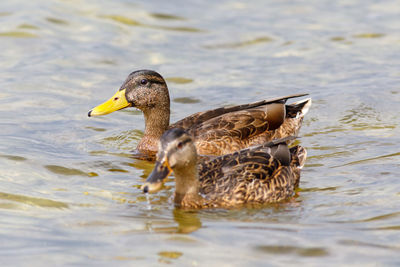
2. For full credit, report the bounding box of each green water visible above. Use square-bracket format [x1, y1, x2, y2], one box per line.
[1, 0, 399, 265]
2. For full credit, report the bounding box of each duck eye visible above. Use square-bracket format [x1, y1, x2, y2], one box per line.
[140, 79, 148, 85]
[177, 142, 183, 149]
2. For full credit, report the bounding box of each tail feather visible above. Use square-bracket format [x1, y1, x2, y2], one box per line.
[296, 146, 307, 169]
[289, 145, 307, 188]
[289, 145, 307, 168]
[286, 98, 312, 118]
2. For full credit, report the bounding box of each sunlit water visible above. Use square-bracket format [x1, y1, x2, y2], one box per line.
[1, 0, 399, 265]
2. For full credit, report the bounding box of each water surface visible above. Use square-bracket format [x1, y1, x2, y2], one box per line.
[0, 0, 399, 266]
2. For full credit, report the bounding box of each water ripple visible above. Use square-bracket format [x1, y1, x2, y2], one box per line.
[0, 192, 68, 209]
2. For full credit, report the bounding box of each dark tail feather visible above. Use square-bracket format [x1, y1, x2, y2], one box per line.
[248, 136, 300, 166]
[286, 98, 312, 118]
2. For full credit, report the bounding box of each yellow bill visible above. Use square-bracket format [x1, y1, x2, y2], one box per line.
[88, 89, 131, 117]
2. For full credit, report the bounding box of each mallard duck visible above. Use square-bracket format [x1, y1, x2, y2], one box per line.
[88, 70, 311, 158]
[141, 128, 307, 209]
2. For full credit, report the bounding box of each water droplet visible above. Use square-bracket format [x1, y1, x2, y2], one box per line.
[145, 192, 152, 210]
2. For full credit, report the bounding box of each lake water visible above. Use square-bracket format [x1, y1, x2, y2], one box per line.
[1, 0, 399, 266]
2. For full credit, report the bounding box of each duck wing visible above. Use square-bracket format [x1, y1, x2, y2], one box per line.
[198, 136, 289, 190]
[171, 94, 308, 155]
[170, 93, 308, 130]
[198, 147, 283, 201]
[198, 137, 304, 204]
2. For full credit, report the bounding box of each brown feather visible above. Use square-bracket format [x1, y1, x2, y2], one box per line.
[91, 70, 311, 158]
[144, 129, 307, 209]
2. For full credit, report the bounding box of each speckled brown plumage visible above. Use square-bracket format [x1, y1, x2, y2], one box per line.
[88, 70, 311, 159]
[142, 128, 307, 209]
[171, 94, 311, 157]
[195, 145, 306, 208]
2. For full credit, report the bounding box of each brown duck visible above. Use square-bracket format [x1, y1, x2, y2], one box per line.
[141, 128, 307, 209]
[88, 70, 311, 158]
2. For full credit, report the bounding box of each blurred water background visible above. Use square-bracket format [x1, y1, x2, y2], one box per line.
[0, 0, 399, 265]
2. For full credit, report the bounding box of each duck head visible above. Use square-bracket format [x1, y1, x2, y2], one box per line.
[88, 70, 170, 117]
[142, 128, 197, 193]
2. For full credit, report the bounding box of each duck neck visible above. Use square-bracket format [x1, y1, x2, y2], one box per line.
[143, 105, 170, 138]
[173, 159, 201, 205]
[138, 106, 170, 151]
